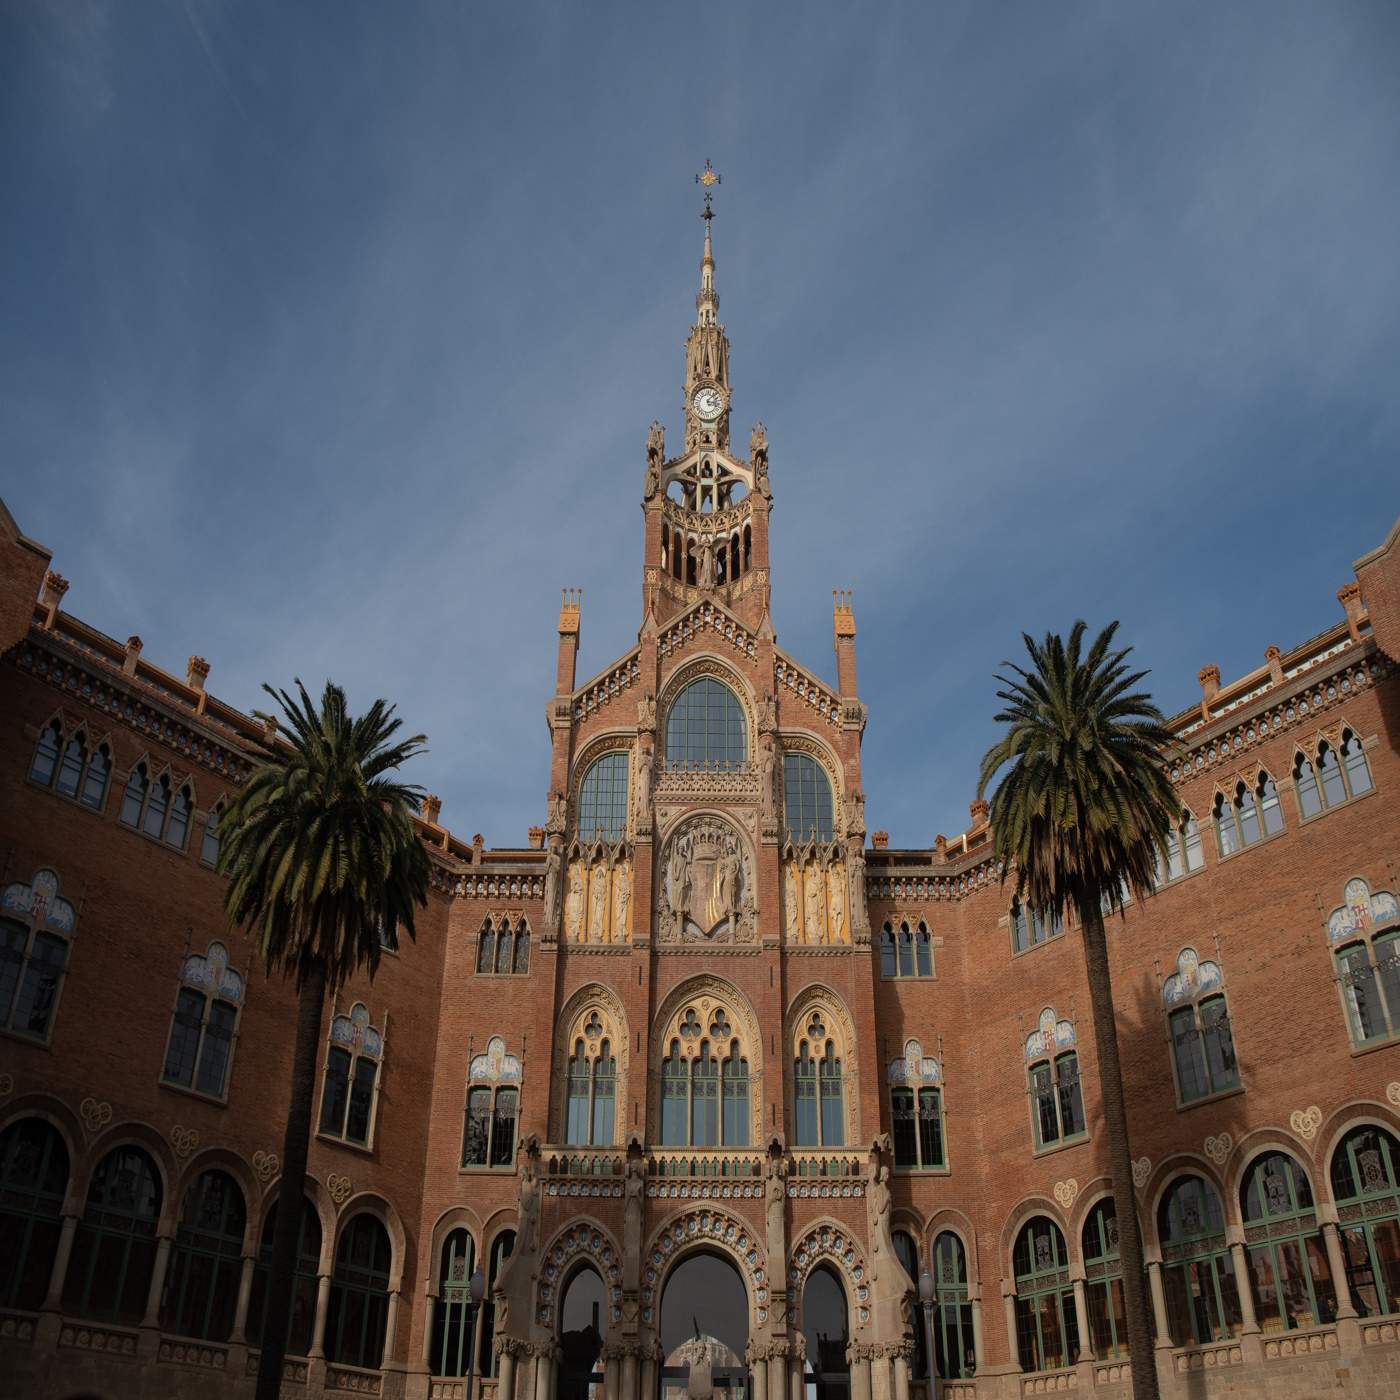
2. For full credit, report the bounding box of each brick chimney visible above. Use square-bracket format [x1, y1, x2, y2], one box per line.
[123, 635, 143, 676]
[1264, 646, 1284, 685]
[41, 571, 69, 628]
[1197, 664, 1220, 724]
[871, 831, 889, 851]
[421, 794, 442, 825]
[969, 798, 989, 829]
[832, 590, 858, 696]
[1338, 582, 1363, 642]
[527, 826, 545, 850]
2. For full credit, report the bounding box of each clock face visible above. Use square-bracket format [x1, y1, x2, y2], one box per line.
[692, 386, 724, 422]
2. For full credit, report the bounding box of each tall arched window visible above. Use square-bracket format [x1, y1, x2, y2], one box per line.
[1329, 878, 1400, 1047]
[1012, 1218, 1078, 1371]
[431, 1228, 474, 1376]
[664, 677, 747, 769]
[247, 1197, 321, 1356]
[29, 721, 112, 811]
[163, 941, 244, 1100]
[63, 1146, 163, 1324]
[1025, 1009, 1084, 1150]
[161, 1168, 246, 1341]
[1297, 728, 1374, 819]
[888, 1041, 945, 1170]
[577, 753, 630, 841]
[793, 1011, 844, 1148]
[478, 1229, 515, 1376]
[657, 1001, 750, 1148]
[1154, 811, 1205, 886]
[1331, 1125, 1400, 1318]
[1162, 948, 1239, 1105]
[325, 1214, 392, 1369]
[1158, 1175, 1241, 1345]
[1082, 1199, 1126, 1359]
[476, 922, 495, 973]
[1011, 899, 1062, 954]
[783, 753, 834, 843]
[1240, 1152, 1337, 1331]
[893, 1231, 928, 1379]
[564, 1030, 616, 1146]
[120, 763, 195, 848]
[0, 1117, 69, 1310]
[1213, 773, 1283, 857]
[0, 868, 77, 1044]
[881, 920, 933, 978]
[463, 1036, 521, 1167]
[200, 802, 223, 866]
[931, 1231, 976, 1379]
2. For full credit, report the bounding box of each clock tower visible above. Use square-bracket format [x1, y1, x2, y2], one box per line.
[641, 176, 773, 632]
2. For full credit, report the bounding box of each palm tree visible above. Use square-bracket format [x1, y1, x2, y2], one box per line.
[978, 621, 1178, 1400]
[218, 680, 431, 1400]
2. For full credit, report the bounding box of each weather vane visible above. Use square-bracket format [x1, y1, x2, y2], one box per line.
[696, 158, 721, 222]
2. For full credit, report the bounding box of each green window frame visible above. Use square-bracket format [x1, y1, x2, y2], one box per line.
[783, 752, 834, 843]
[247, 1197, 321, 1356]
[577, 753, 630, 842]
[1082, 1200, 1127, 1360]
[0, 916, 70, 1043]
[1336, 929, 1400, 1047]
[477, 1228, 515, 1375]
[1158, 1175, 1242, 1346]
[1331, 1125, 1400, 1318]
[932, 1231, 976, 1379]
[1029, 1052, 1084, 1150]
[1168, 992, 1239, 1105]
[62, 1146, 163, 1325]
[664, 677, 747, 770]
[891, 1086, 945, 1170]
[1240, 1151, 1338, 1333]
[160, 1169, 246, 1341]
[1012, 1218, 1078, 1371]
[324, 1213, 392, 1369]
[461, 1086, 517, 1167]
[430, 1229, 475, 1377]
[0, 1117, 69, 1310]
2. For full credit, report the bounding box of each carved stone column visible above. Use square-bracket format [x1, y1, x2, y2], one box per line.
[1071, 1275, 1094, 1361]
[141, 1232, 174, 1329]
[42, 1212, 79, 1312]
[620, 1341, 640, 1400]
[1146, 1261, 1173, 1351]
[848, 1342, 872, 1400]
[1001, 1287, 1018, 1367]
[970, 1293, 986, 1371]
[1322, 1221, 1358, 1320]
[230, 1251, 257, 1344]
[1228, 1240, 1260, 1334]
[752, 1353, 768, 1400]
[498, 1343, 517, 1400]
[309, 1272, 333, 1358]
[892, 1346, 911, 1400]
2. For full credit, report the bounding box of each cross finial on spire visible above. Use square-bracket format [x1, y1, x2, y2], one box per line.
[696, 158, 721, 222]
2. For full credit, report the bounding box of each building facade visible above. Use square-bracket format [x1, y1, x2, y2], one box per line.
[2, 213, 1400, 1400]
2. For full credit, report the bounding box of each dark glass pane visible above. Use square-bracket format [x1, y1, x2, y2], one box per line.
[1200, 997, 1239, 1092]
[880, 929, 896, 977]
[915, 930, 933, 977]
[463, 1088, 491, 1165]
[0, 920, 29, 1028]
[514, 930, 530, 974]
[1295, 757, 1322, 818]
[346, 1057, 377, 1144]
[1171, 1007, 1208, 1103]
[1056, 1054, 1084, 1137]
[144, 776, 170, 838]
[476, 930, 494, 973]
[55, 736, 85, 797]
[566, 1052, 591, 1145]
[793, 1052, 818, 1147]
[196, 1000, 237, 1097]
[491, 1089, 518, 1167]
[1031, 1064, 1058, 1146]
[891, 1088, 916, 1168]
[164, 988, 206, 1087]
[592, 1056, 616, 1145]
[30, 723, 61, 786]
[918, 1088, 943, 1168]
[664, 677, 746, 768]
[320, 1047, 351, 1136]
[120, 767, 147, 826]
[15, 933, 67, 1038]
[1343, 734, 1373, 795]
[1319, 747, 1347, 808]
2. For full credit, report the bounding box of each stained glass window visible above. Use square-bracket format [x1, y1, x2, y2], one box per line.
[577, 753, 629, 841]
[665, 677, 746, 769]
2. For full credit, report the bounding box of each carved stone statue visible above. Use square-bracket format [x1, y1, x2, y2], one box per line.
[867, 1147, 892, 1261]
[543, 843, 563, 929]
[624, 1147, 646, 1267]
[765, 1152, 787, 1249]
[827, 866, 845, 945]
[566, 862, 585, 937]
[644, 422, 664, 500]
[715, 838, 740, 924]
[757, 693, 777, 734]
[637, 692, 657, 732]
[667, 836, 691, 920]
[546, 793, 567, 835]
[848, 845, 869, 930]
[760, 743, 777, 821]
[589, 865, 608, 939]
[699, 539, 714, 587]
[784, 864, 799, 939]
[613, 863, 631, 938]
[804, 864, 823, 945]
[635, 745, 652, 819]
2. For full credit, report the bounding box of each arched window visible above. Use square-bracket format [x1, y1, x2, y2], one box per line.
[431, 1228, 475, 1376]
[1331, 1125, 1400, 1318]
[802, 1264, 850, 1395]
[319, 1003, 384, 1148]
[495, 924, 513, 973]
[163, 941, 244, 1100]
[1297, 728, 1374, 820]
[1153, 812, 1205, 886]
[1158, 1175, 1241, 1345]
[1162, 948, 1239, 1105]
[893, 1230, 928, 1379]
[476, 924, 495, 973]
[1011, 899, 1063, 954]
[514, 925, 530, 974]
[0, 869, 77, 1044]
[161, 1169, 246, 1341]
[559, 1264, 606, 1393]
[1213, 773, 1283, 857]
[247, 1197, 321, 1356]
[463, 1036, 521, 1167]
[1025, 1009, 1084, 1150]
[880, 920, 933, 978]
[1240, 1152, 1337, 1332]
[1329, 879, 1400, 1047]
[577, 753, 630, 841]
[478, 1229, 515, 1375]
[29, 721, 112, 811]
[783, 752, 833, 843]
[1082, 1199, 1126, 1360]
[931, 1231, 976, 1379]
[325, 1214, 392, 1369]
[564, 1032, 616, 1147]
[63, 1146, 162, 1324]
[793, 1011, 844, 1148]
[0, 1117, 69, 1310]
[665, 677, 747, 769]
[888, 1041, 944, 1170]
[200, 802, 223, 866]
[657, 1002, 749, 1148]
[120, 762, 194, 848]
[1012, 1218, 1078, 1371]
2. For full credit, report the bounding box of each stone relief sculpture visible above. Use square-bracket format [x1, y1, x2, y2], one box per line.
[804, 863, 824, 943]
[784, 864, 799, 940]
[565, 862, 585, 939]
[658, 816, 755, 943]
[848, 844, 869, 933]
[612, 860, 632, 938]
[644, 421, 664, 500]
[543, 843, 563, 930]
[589, 864, 609, 938]
[827, 865, 845, 945]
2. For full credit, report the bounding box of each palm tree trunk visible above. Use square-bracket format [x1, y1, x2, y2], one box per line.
[255, 961, 328, 1400]
[1079, 903, 1160, 1400]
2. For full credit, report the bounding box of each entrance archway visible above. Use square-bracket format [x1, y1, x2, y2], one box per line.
[802, 1265, 850, 1400]
[558, 1264, 605, 1400]
[659, 1250, 750, 1399]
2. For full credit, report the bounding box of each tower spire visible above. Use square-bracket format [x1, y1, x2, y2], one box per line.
[685, 160, 728, 448]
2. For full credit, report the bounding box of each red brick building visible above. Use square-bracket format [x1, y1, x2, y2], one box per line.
[3, 218, 1400, 1400]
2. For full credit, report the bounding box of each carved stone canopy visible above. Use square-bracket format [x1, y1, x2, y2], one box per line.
[658, 814, 756, 944]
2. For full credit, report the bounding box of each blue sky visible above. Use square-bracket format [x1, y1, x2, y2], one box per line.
[3, 0, 1398, 848]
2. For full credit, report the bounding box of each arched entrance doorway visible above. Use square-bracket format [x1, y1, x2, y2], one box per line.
[801, 1265, 850, 1400]
[558, 1264, 606, 1400]
[659, 1250, 750, 1399]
